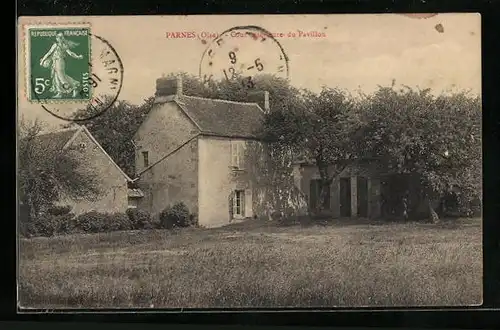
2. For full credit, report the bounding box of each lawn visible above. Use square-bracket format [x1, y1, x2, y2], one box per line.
[18, 217, 482, 309]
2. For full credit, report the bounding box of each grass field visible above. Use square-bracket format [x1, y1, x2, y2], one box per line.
[18, 217, 482, 309]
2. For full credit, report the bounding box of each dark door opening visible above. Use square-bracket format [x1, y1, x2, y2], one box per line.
[339, 178, 351, 217]
[309, 179, 330, 211]
[357, 177, 369, 217]
[380, 174, 410, 218]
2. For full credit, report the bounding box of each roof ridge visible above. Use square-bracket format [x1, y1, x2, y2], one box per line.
[180, 94, 262, 107]
[35, 126, 80, 138]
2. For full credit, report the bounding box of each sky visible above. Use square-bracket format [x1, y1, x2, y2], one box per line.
[17, 14, 481, 131]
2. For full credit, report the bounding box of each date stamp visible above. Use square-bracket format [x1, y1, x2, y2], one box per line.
[199, 25, 289, 88]
[26, 25, 91, 102]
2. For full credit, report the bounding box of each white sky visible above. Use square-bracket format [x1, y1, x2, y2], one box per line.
[17, 14, 481, 130]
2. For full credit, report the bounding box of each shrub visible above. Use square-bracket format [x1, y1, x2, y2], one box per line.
[126, 208, 154, 230]
[47, 205, 72, 216]
[75, 211, 106, 233]
[108, 212, 133, 231]
[18, 204, 33, 237]
[160, 202, 191, 229]
[27, 212, 76, 237]
[75, 211, 131, 233]
[188, 212, 199, 227]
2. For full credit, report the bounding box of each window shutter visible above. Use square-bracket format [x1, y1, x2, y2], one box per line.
[229, 191, 235, 221]
[245, 189, 253, 218]
[238, 142, 245, 169]
[231, 141, 238, 167]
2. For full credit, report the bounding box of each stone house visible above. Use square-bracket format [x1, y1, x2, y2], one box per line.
[132, 76, 306, 227]
[31, 125, 141, 215]
[292, 160, 384, 218]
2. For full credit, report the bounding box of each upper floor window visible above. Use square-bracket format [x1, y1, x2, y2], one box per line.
[230, 141, 245, 169]
[142, 151, 149, 167]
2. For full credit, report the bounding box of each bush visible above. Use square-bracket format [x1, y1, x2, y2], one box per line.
[160, 202, 191, 229]
[75, 211, 131, 233]
[18, 204, 33, 237]
[19, 204, 76, 238]
[27, 212, 76, 237]
[126, 208, 154, 230]
[47, 205, 72, 216]
[108, 213, 133, 231]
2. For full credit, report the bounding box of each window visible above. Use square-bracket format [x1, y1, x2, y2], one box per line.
[142, 151, 149, 167]
[233, 190, 245, 218]
[230, 141, 245, 169]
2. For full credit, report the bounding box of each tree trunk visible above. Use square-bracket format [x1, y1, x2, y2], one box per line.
[428, 199, 439, 223]
[316, 162, 331, 213]
[27, 194, 36, 222]
[318, 183, 328, 212]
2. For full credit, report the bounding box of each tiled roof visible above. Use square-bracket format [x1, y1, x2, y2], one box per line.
[31, 128, 79, 151]
[175, 95, 265, 139]
[27, 126, 133, 182]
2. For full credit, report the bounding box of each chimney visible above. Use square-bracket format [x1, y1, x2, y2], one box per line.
[248, 90, 270, 113]
[155, 74, 183, 100]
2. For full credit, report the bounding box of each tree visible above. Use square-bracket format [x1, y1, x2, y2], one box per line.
[261, 87, 361, 213]
[18, 118, 100, 227]
[68, 95, 154, 177]
[358, 85, 481, 221]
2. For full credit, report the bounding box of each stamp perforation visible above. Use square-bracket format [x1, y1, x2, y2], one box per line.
[21, 21, 93, 104]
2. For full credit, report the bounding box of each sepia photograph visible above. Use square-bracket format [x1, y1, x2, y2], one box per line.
[17, 14, 482, 309]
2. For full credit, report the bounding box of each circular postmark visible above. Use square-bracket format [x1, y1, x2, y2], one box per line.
[199, 26, 289, 88]
[31, 33, 124, 122]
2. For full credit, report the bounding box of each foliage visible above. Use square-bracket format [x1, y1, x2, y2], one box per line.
[358, 85, 481, 220]
[74, 211, 132, 233]
[67, 96, 154, 177]
[107, 213, 134, 232]
[159, 202, 192, 229]
[20, 205, 76, 238]
[46, 205, 73, 216]
[260, 86, 362, 212]
[126, 208, 155, 230]
[18, 118, 100, 227]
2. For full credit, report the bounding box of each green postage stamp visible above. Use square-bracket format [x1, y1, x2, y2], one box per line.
[25, 24, 92, 102]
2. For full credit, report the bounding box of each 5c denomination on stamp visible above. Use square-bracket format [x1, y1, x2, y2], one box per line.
[26, 24, 92, 102]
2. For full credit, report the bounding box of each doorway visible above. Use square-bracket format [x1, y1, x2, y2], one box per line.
[339, 178, 351, 217]
[232, 190, 245, 219]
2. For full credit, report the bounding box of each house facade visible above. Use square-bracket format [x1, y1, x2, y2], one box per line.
[292, 161, 384, 218]
[32, 125, 141, 215]
[293, 159, 455, 220]
[133, 76, 295, 227]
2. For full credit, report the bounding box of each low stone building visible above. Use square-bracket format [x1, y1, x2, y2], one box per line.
[292, 161, 384, 218]
[32, 125, 141, 215]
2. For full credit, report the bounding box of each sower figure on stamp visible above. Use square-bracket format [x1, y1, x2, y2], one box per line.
[39, 32, 83, 98]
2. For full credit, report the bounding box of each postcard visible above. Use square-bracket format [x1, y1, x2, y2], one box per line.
[17, 14, 482, 310]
